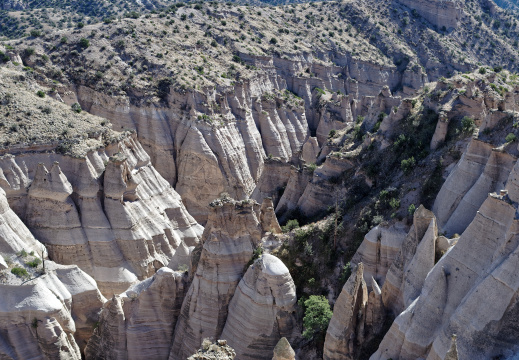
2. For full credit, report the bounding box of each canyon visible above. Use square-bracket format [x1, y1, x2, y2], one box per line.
[1, 0, 519, 359]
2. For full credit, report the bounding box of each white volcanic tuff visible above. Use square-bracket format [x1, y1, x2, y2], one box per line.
[396, 0, 462, 30]
[433, 139, 516, 236]
[84, 268, 188, 360]
[275, 166, 313, 221]
[170, 199, 263, 360]
[0, 261, 106, 359]
[371, 194, 519, 360]
[221, 254, 297, 360]
[351, 223, 408, 288]
[66, 49, 428, 223]
[272, 337, 296, 360]
[71, 74, 308, 224]
[381, 206, 437, 315]
[323, 263, 385, 360]
[251, 158, 293, 206]
[0, 135, 203, 297]
[0, 187, 41, 256]
[0, 182, 106, 359]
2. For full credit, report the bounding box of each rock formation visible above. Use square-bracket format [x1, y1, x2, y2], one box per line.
[0, 187, 106, 359]
[272, 337, 296, 360]
[85, 268, 188, 360]
[323, 263, 385, 360]
[221, 254, 297, 359]
[350, 223, 408, 287]
[170, 198, 263, 359]
[396, 0, 462, 30]
[434, 139, 516, 236]
[0, 134, 203, 296]
[381, 205, 438, 315]
[371, 192, 519, 359]
[187, 339, 236, 360]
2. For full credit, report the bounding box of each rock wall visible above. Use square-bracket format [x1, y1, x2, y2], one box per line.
[0, 187, 106, 359]
[397, 0, 463, 30]
[323, 263, 385, 360]
[0, 134, 203, 297]
[221, 254, 297, 360]
[433, 139, 515, 236]
[85, 268, 188, 360]
[371, 192, 519, 359]
[170, 198, 263, 359]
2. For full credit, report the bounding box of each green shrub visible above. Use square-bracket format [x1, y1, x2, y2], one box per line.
[306, 163, 317, 172]
[461, 116, 475, 133]
[125, 11, 141, 19]
[270, 37, 278, 45]
[11, 267, 29, 278]
[36, 90, 45, 98]
[0, 51, 9, 63]
[79, 38, 90, 49]
[301, 295, 333, 340]
[71, 102, 82, 113]
[506, 133, 517, 142]
[26, 258, 41, 268]
[17, 249, 28, 257]
[282, 219, 300, 233]
[30, 30, 42, 37]
[401, 156, 416, 174]
[338, 262, 351, 286]
[408, 203, 416, 216]
[60, 36, 68, 44]
[24, 47, 35, 57]
[328, 129, 337, 138]
[389, 197, 400, 209]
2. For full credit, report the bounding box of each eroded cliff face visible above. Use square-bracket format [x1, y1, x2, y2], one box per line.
[0, 186, 106, 359]
[0, 134, 203, 297]
[371, 192, 519, 360]
[170, 198, 263, 359]
[221, 254, 298, 359]
[85, 268, 188, 360]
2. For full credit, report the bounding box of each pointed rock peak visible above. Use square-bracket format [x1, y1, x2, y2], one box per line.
[29, 162, 72, 200]
[413, 205, 436, 240]
[260, 197, 282, 234]
[272, 337, 296, 360]
[176, 241, 190, 257]
[34, 162, 49, 181]
[445, 334, 459, 360]
[371, 277, 381, 296]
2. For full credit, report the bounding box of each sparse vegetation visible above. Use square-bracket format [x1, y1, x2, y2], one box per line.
[11, 267, 29, 278]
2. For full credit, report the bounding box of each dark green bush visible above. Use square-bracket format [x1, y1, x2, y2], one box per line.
[11, 267, 29, 278]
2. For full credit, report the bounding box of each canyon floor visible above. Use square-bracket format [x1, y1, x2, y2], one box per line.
[1, 0, 519, 359]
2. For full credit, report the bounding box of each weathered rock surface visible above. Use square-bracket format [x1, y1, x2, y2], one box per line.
[0, 134, 203, 296]
[350, 223, 408, 287]
[85, 268, 188, 360]
[187, 339, 236, 360]
[272, 337, 296, 360]
[397, 0, 462, 30]
[434, 139, 515, 236]
[381, 206, 438, 315]
[0, 185, 106, 359]
[170, 198, 263, 359]
[371, 193, 519, 359]
[221, 254, 297, 360]
[323, 263, 385, 360]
